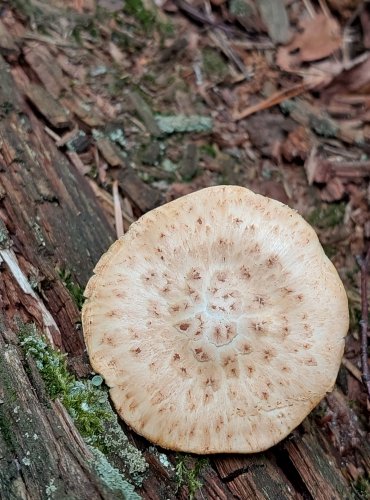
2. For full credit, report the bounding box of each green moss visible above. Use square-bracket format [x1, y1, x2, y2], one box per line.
[202, 48, 229, 82]
[200, 144, 217, 158]
[175, 455, 208, 500]
[19, 324, 147, 487]
[307, 202, 346, 229]
[8, 0, 43, 22]
[353, 476, 370, 498]
[124, 0, 156, 31]
[71, 17, 101, 44]
[58, 269, 85, 310]
[308, 114, 338, 138]
[322, 244, 337, 259]
[158, 20, 174, 37]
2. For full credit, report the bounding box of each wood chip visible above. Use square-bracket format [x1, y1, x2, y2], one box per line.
[117, 167, 163, 212]
[127, 90, 162, 137]
[25, 83, 72, 128]
[0, 19, 19, 56]
[23, 43, 67, 98]
[61, 94, 105, 127]
[96, 137, 125, 168]
[66, 151, 91, 176]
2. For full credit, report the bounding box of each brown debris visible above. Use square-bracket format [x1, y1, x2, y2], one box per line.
[23, 43, 67, 98]
[25, 83, 72, 128]
[0, 19, 20, 56]
[277, 13, 342, 71]
[320, 55, 370, 102]
[116, 167, 163, 212]
[61, 94, 105, 127]
[96, 137, 125, 168]
[233, 81, 317, 121]
[127, 90, 162, 137]
[281, 126, 312, 163]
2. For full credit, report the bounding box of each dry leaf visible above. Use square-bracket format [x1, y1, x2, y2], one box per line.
[320, 55, 370, 101]
[277, 14, 341, 71]
[281, 126, 312, 162]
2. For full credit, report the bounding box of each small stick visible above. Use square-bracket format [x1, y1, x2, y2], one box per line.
[341, 357, 362, 383]
[233, 81, 314, 121]
[302, 0, 316, 18]
[44, 126, 61, 142]
[318, 0, 331, 18]
[358, 247, 370, 398]
[112, 180, 124, 239]
[209, 30, 253, 80]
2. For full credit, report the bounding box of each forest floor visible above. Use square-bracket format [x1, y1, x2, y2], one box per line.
[0, 0, 369, 498]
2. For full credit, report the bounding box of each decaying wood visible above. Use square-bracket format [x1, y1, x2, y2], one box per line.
[25, 83, 73, 129]
[0, 8, 366, 500]
[358, 247, 370, 398]
[0, 20, 19, 56]
[0, 335, 115, 499]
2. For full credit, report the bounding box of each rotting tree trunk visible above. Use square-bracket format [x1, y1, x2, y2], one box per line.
[0, 18, 368, 500]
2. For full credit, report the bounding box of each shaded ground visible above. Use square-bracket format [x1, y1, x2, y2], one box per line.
[0, 0, 369, 498]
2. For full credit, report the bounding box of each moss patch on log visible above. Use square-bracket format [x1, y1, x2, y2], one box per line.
[19, 323, 147, 488]
[175, 455, 208, 499]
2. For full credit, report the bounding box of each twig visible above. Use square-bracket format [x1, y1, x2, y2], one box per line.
[112, 180, 124, 239]
[231, 39, 274, 50]
[302, 0, 316, 18]
[341, 357, 362, 383]
[203, 0, 251, 80]
[318, 0, 331, 18]
[22, 32, 78, 48]
[172, 0, 242, 35]
[44, 126, 61, 142]
[232, 81, 315, 121]
[209, 31, 252, 81]
[358, 247, 370, 399]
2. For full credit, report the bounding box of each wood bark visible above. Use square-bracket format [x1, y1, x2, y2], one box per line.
[0, 11, 368, 500]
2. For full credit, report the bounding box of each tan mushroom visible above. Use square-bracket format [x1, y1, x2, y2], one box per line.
[82, 185, 348, 454]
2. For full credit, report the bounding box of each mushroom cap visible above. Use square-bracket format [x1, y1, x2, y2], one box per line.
[82, 185, 348, 454]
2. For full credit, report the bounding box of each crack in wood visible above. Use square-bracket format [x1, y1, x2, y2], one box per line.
[221, 464, 265, 483]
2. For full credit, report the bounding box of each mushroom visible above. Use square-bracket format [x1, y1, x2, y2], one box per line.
[82, 185, 348, 454]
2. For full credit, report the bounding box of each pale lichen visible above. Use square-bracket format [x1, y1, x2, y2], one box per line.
[155, 114, 213, 134]
[45, 478, 57, 498]
[89, 447, 141, 500]
[0, 219, 11, 250]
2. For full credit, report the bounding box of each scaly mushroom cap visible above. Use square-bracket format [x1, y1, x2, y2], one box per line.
[82, 185, 348, 454]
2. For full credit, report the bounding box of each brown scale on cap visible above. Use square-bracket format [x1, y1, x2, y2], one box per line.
[82, 185, 349, 454]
